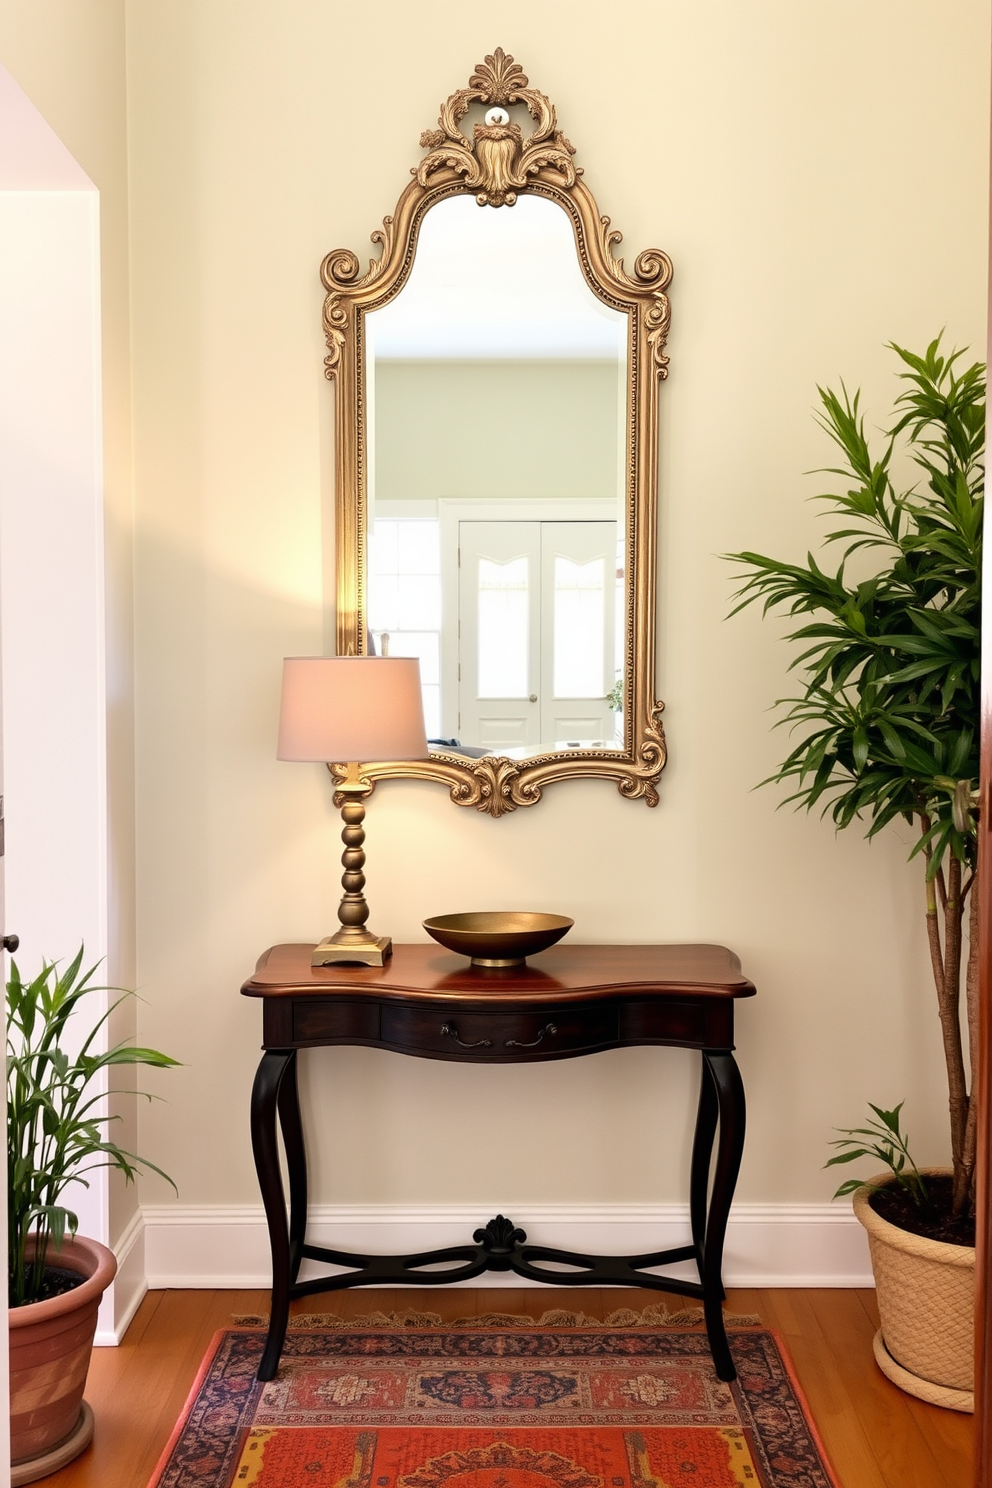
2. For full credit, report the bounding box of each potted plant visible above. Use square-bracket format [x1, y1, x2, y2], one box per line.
[7, 947, 177, 1481]
[727, 336, 983, 1409]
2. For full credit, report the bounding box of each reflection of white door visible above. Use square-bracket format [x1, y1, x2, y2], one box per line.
[541, 522, 616, 745]
[459, 522, 541, 751]
[458, 521, 616, 751]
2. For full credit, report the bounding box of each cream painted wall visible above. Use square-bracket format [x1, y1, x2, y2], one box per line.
[374, 361, 621, 502]
[0, 1, 139, 1255]
[119, 0, 990, 1219]
[1, 3, 988, 1241]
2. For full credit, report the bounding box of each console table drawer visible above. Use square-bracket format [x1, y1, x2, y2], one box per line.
[292, 999, 380, 1044]
[380, 1004, 618, 1058]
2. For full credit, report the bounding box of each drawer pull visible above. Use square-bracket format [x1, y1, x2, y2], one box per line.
[440, 1023, 492, 1049]
[505, 1022, 557, 1049]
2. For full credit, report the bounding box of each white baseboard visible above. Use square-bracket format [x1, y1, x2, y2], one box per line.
[94, 1207, 149, 1346]
[140, 1202, 873, 1291]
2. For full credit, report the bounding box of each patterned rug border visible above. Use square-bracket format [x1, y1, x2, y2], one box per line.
[231, 1304, 764, 1330]
[759, 1321, 845, 1488]
[150, 1320, 841, 1488]
[149, 1328, 230, 1488]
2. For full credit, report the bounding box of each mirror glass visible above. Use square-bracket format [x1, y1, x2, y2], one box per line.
[364, 193, 629, 761]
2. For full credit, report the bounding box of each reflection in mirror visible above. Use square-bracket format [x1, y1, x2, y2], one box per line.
[365, 194, 628, 761]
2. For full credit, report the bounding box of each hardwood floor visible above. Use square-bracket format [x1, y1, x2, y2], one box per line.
[36, 1286, 972, 1488]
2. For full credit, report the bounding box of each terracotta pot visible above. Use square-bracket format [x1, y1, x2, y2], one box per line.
[8, 1235, 117, 1475]
[854, 1171, 974, 1412]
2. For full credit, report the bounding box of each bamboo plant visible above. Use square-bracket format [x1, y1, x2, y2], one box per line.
[727, 337, 983, 1217]
[7, 948, 178, 1307]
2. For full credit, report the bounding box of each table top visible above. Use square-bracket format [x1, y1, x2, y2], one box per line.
[242, 942, 756, 1006]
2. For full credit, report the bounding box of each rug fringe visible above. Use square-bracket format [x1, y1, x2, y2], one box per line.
[231, 1304, 763, 1329]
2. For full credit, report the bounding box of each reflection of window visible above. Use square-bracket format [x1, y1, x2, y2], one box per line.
[368, 519, 441, 736]
[478, 556, 529, 698]
[553, 556, 605, 698]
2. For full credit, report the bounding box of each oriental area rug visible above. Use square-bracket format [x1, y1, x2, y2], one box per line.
[147, 1311, 838, 1488]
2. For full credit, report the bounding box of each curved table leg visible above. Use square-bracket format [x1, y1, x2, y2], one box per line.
[277, 1051, 308, 1285]
[689, 1055, 718, 1262]
[251, 1049, 295, 1381]
[700, 1050, 746, 1382]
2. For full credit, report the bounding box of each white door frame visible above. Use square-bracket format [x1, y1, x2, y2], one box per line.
[0, 65, 114, 1352]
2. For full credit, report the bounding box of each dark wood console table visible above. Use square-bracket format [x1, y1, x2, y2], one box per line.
[242, 941, 755, 1383]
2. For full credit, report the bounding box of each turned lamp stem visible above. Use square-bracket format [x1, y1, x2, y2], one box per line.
[338, 795, 370, 937]
[311, 781, 391, 967]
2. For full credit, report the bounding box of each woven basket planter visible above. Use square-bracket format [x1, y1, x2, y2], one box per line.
[854, 1171, 974, 1412]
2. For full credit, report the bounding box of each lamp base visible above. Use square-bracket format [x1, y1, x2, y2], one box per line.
[311, 933, 392, 968]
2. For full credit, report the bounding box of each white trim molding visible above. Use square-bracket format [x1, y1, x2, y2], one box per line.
[140, 1201, 872, 1293]
[97, 1208, 148, 1346]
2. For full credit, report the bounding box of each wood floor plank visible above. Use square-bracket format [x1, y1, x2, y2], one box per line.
[724, 1285, 763, 1317]
[843, 1286, 972, 1486]
[32, 1287, 975, 1488]
[858, 1286, 881, 1327]
[303, 1286, 476, 1321]
[800, 1289, 966, 1488]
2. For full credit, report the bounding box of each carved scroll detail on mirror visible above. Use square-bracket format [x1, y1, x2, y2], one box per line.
[321, 50, 671, 816]
[416, 48, 577, 209]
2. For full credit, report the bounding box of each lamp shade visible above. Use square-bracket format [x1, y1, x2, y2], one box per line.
[277, 657, 429, 763]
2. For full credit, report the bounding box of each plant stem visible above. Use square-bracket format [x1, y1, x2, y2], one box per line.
[923, 820, 945, 1001]
[931, 851, 969, 1212]
[958, 881, 981, 1213]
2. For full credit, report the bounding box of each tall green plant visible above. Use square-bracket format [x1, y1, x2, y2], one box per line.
[726, 337, 983, 1216]
[7, 948, 178, 1306]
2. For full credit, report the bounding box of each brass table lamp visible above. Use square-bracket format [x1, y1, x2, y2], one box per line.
[277, 656, 428, 967]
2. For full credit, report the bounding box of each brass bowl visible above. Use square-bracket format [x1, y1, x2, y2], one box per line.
[423, 911, 574, 968]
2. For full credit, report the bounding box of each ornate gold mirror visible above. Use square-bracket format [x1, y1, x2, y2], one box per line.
[321, 49, 671, 815]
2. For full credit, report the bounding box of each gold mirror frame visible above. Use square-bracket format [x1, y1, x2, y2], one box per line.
[321, 49, 671, 816]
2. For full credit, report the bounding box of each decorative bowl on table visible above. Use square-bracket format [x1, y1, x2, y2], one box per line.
[423, 911, 574, 968]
